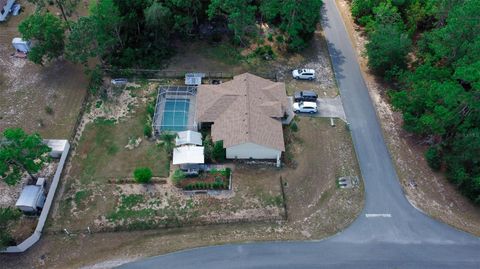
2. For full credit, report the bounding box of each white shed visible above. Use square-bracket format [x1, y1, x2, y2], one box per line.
[12, 38, 31, 53]
[173, 145, 204, 165]
[185, 73, 205, 86]
[15, 185, 46, 213]
[175, 130, 202, 146]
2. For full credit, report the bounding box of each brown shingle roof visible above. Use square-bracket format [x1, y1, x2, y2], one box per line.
[196, 73, 288, 151]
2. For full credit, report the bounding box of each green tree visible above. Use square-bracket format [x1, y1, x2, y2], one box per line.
[158, 132, 177, 156]
[260, 0, 323, 51]
[165, 0, 204, 36]
[0, 207, 22, 250]
[133, 167, 152, 183]
[0, 128, 51, 185]
[18, 12, 65, 65]
[65, 0, 122, 65]
[27, 0, 80, 29]
[389, 0, 480, 204]
[208, 0, 257, 45]
[365, 24, 411, 76]
[144, 2, 173, 42]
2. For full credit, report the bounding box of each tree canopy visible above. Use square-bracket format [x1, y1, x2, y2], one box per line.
[355, 0, 480, 203]
[18, 12, 65, 65]
[0, 128, 51, 185]
[23, 0, 324, 67]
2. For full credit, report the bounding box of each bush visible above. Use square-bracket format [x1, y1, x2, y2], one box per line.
[146, 100, 155, 118]
[172, 169, 186, 185]
[143, 123, 152, 138]
[252, 45, 275, 60]
[425, 146, 442, 171]
[203, 135, 214, 162]
[290, 121, 298, 132]
[275, 35, 284, 43]
[87, 66, 103, 94]
[267, 33, 273, 42]
[133, 167, 152, 183]
[212, 141, 226, 162]
[45, 106, 54, 115]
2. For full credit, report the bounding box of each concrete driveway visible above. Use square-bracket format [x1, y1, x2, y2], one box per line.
[290, 96, 347, 121]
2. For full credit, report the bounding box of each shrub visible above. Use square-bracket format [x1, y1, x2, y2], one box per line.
[87, 66, 103, 94]
[275, 35, 284, 43]
[146, 100, 156, 118]
[252, 45, 275, 60]
[45, 106, 54, 115]
[425, 146, 442, 171]
[172, 169, 186, 185]
[212, 141, 226, 162]
[224, 167, 231, 178]
[143, 123, 153, 138]
[267, 33, 273, 42]
[290, 121, 298, 132]
[203, 134, 214, 162]
[133, 167, 152, 183]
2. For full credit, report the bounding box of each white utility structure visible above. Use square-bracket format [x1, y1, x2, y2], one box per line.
[185, 73, 205, 86]
[45, 139, 68, 158]
[175, 130, 202, 146]
[15, 178, 46, 213]
[12, 38, 31, 53]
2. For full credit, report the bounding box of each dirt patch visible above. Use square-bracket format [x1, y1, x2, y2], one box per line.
[335, 0, 480, 235]
[0, 2, 87, 139]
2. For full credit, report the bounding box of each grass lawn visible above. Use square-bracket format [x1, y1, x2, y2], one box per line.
[74, 109, 169, 185]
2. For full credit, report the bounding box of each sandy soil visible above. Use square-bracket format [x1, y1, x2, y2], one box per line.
[0, 2, 87, 139]
[335, 0, 480, 235]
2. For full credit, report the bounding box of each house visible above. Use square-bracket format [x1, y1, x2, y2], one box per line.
[0, 0, 15, 22]
[196, 73, 290, 165]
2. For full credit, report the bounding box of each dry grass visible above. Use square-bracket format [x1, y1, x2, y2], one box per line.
[0, 3, 87, 139]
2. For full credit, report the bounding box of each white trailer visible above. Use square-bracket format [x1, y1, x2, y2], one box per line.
[12, 38, 31, 53]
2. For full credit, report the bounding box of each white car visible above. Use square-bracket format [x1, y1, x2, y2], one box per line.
[293, 101, 317, 114]
[292, 69, 315, 80]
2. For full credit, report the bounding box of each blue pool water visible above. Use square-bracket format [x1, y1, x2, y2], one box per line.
[161, 99, 190, 131]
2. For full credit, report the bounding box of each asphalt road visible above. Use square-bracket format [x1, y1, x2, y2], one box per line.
[118, 1, 480, 268]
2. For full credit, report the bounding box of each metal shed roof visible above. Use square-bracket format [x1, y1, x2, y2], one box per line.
[175, 130, 203, 146]
[15, 185, 42, 208]
[185, 73, 205, 86]
[173, 145, 204, 165]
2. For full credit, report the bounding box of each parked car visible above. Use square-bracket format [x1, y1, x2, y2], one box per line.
[294, 90, 318, 102]
[293, 101, 317, 114]
[111, 78, 128, 85]
[292, 69, 315, 80]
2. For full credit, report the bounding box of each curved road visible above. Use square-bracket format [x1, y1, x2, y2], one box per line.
[119, 1, 480, 268]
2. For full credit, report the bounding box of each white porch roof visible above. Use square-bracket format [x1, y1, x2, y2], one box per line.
[172, 145, 204, 165]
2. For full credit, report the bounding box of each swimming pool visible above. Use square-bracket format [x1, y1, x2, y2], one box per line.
[161, 99, 190, 131]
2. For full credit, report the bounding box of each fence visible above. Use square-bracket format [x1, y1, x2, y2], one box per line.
[103, 68, 278, 81]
